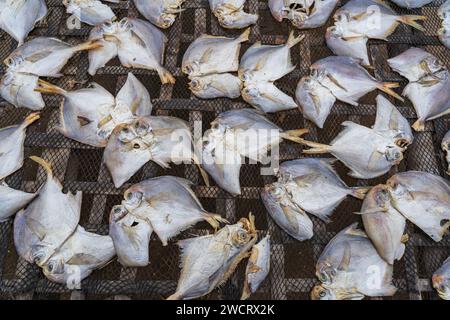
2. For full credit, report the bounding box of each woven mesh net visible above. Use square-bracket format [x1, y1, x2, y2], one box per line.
[0, 0, 449, 300]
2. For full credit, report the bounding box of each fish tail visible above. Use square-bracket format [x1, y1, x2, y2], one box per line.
[35, 79, 66, 95]
[237, 27, 251, 43]
[156, 66, 176, 84]
[412, 119, 425, 131]
[398, 15, 426, 32]
[29, 156, 53, 177]
[193, 154, 210, 186]
[203, 212, 229, 230]
[377, 82, 404, 102]
[22, 112, 40, 128]
[280, 128, 309, 144]
[300, 140, 331, 154]
[73, 39, 103, 52]
[286, 31, 305, 48]
[241, 283, 251, 300]
[166, 293, 181, 300]
[349, 186, 371, 200]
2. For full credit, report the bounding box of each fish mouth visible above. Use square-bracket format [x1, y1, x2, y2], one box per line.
[395, 138, 411, 149]
[239, 212, 257, 235]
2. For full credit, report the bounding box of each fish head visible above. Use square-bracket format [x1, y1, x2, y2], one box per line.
[110, 205, 130, 224]
[31, 245, 56, 267]
[123, 187, 144, 211]
[182, 60, 200, 77]
[4, 55, 24, 71]
[188, 77, 206, 93]
[384, 145, 404, 165]
[310, 284, 336, 300]
[420, 55, 445, 76]
[241, 84, 261, 101]
[432, 273, 450, 300]
[42, 257, 65, 280]
[228, 215, 257, 248]
[364, 184, 391, 211]
[393, 131, 413, 149]
[386, 175, 409, 200]
[157, 13, 176, 29]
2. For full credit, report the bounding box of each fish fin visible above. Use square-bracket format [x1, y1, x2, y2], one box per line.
[199, 47, 214, 64]
[166, 293, 182, 300]
[21, 112, 41, 128]
[411, 119, 425, 131]
[73, 39, 103, 52]
[344, 224, 367, 238]
[401, 234, 409, 243]
[97, 114, 113, 128]
[254, 56, 269, 72]
[193, 154, 210, 187]
[24, 216, 47, 241]
[327, 74, 348, 92]
[427, 107, 450, 121]
[202, 212, 229, 231]
[349, 187, 371, 200]
[280, 128, 309, 144]
[66, 253, 103, 265]
[286, 31, 305, 48]
[299, 139, 331, 154]
[29, 156, 53, 177]
[34, 79, 66, 95]
[376, 82, 404, 102]
[397, 15, 426, 32]
[337, 242, 352, 272]
[293, 173, 321, 187]
[237, 27, 251, 43]
[281, 205, 302, 234]
[156, 66, 176, 84]
[77, 116, 92, 127]
[351, 11, 370, 21]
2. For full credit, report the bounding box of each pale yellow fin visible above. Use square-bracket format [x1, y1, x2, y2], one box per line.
[237, 27, 251, 43]
[286, 31, 305, 48]
[35, 79, 67, 95]
[280, 128, 309, 144]
[22, 112, 40, 128]
[377, 82, 404, 102]
[30, 156, 53, 177]
[73, 39, 103, 52]
[398, 15, 426, 32]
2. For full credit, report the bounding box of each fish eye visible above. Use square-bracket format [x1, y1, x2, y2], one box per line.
[104, 21, 112, 28]
[319, 290, 326, 298]
[119, 18, 129, 29]
[133, 143, 141, 149]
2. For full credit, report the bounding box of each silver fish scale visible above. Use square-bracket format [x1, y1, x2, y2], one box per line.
[0, 0, 448, 300]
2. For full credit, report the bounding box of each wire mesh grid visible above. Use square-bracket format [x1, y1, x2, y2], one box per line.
[0, 0, 449, 300]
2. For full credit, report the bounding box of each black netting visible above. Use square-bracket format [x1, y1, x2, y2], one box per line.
[0, 0, 448, 300]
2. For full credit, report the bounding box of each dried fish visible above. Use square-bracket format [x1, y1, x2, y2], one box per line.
[299, 95, 412, 179]
[133, 0, 185, 29]
[241, 81, 298, 113]
[359, 184, 407, 264]
[189, 73, 242, 99]
[0, 71, 43, 110]
[386, 171, 450, 242]
[311, 223, 397, 300]
[13, 156, 81, 266]
[0, 182, 36, 222]
[241, 235, 270, 300]
[433, 256, 450, 300]
[167, 214, 257, 300]
[202, 109, 308, 194]
[42, 225, 115, 284]
[0, 0, 47, 45]
[0, 112, 40, 180]
[439, 0, 450, 48]
[121, 176, 228, 246]
[35, 72, 152, 147]
[109, 205, 152, 267]
[182, 28, 250, 77]
[209, 0, 258, 29]
[63, 0, 116, 26]
[88, 18, 175, 84]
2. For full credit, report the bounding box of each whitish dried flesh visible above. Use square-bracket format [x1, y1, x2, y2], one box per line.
[182, 28, 250, 78]
[386, 171, 450, 242]
[63, 0, 116, 26]
[35, 72, 152, 147]
[439, 0, 450, 48]
[202, 109, 308, 194]
[167, 215, 257, 300]
[121, 176, 228, 246]
[13, 156, 81, 267]
[104, 116, 197, 188]
[0, 0, 47, 45]
[0, 182, 36, 222]
[0, 71, 44, 110]
[299, 95, 412, 179]
[390, 0, 432, 8]
[42, 225, 115, 284]
[88, 18, 175, 84]
[241, 235, 270, 300]
[311, 223, 396, 300]
[133, 0, 185, 29]
[360, 184, 407, 264]
[109, 205, 152, 267]
[433, 256, 450, 300]
[189, 73, 242, 99]
[209, 0, 258, 29]
[0, 112, 40, 180]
